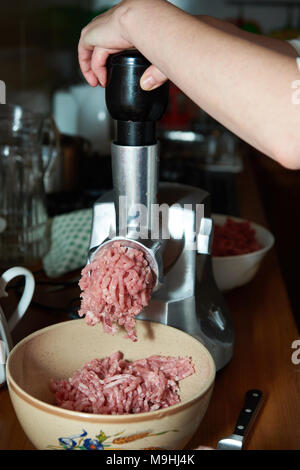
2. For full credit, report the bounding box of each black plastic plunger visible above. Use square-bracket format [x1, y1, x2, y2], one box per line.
[105, 50, 169, 146]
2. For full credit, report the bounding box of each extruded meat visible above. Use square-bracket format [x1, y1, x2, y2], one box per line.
[78, 242, 155, 341]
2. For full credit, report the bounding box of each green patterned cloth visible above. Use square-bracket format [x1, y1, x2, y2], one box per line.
[43, 209, 93, 278]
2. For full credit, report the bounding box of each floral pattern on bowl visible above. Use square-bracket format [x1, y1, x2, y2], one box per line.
[47, 428, 177, 450]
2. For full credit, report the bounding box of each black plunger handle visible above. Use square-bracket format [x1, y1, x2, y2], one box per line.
[105, 50, 169, 146]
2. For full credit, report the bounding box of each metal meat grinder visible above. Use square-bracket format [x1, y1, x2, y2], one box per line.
[88, 50, 234, 370]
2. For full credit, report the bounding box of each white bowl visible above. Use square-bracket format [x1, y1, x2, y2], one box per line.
[211, 214, 275, 292]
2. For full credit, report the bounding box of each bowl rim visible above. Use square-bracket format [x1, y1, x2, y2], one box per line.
[211, 213, 275, 261]
[6, 319, 216, 423]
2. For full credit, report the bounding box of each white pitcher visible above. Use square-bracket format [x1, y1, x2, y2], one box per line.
[0, 267, 35, 386]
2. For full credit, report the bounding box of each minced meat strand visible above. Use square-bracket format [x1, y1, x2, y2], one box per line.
[50, 352, 195, 414]
[78, 242, 155, 341]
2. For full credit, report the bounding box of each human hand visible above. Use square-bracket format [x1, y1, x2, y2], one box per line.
[78, 0, 168, 91]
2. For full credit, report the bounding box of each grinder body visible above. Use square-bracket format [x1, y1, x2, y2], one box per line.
[88, 50, 234, 370]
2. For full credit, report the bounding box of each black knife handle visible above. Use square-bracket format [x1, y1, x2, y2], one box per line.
[233, 389, 263, 438]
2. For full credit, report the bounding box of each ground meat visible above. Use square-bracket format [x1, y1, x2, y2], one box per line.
[50, 352, 195, 414]
[212, 218, 262, 257]
[78, 242, 155, 341]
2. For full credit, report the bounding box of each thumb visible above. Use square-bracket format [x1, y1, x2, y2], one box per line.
[140, 65, 168, 91]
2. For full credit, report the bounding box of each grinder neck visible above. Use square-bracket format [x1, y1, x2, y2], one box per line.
[111, 141, 158, 237]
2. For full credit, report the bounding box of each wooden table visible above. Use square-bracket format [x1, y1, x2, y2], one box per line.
[1, 154, 300, 450]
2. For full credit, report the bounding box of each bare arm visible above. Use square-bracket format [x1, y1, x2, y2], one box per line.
[78, 0, 300, 169]
[199, 15, 297, 56]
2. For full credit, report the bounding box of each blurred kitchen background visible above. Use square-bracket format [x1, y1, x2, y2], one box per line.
[1, 0, 300, 325]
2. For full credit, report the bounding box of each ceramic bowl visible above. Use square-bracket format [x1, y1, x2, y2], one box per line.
[6, 319, 215, 450]
[212, 214, 275, 292]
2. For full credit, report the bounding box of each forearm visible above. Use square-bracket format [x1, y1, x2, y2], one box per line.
[121, 0, 300, 167]
[198, 15, 297, 56]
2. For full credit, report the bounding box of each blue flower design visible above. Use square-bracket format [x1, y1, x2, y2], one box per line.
[83, 438, 104, 450]
[58, 430, 88, 450]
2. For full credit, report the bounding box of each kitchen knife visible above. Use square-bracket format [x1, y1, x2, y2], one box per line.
[216, 389, 263, 450]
